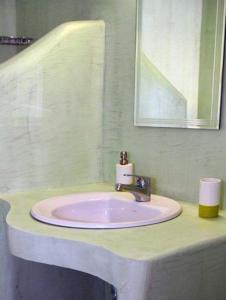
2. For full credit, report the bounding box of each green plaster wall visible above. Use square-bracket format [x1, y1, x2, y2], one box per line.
[0, 0, 17, 63]
[16, 0, 85, 39]
[72, 1, 225, 213]
[14, 0, 226, 209]
[94, 0, 226, 209]
[0, 21, 105, 193]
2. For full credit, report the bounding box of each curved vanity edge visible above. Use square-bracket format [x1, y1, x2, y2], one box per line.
[7, 221, 152, 293]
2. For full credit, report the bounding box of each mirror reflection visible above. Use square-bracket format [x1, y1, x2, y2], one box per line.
[135, 0, 226, 129]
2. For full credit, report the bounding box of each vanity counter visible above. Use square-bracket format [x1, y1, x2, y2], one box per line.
[2, 183, 226, 300]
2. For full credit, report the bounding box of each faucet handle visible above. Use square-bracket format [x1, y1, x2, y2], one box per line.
[116, 174, 151, 202]
[124, 174, 150, 189]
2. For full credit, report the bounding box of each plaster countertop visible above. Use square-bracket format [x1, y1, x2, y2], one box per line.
[2, 183, 226, 300]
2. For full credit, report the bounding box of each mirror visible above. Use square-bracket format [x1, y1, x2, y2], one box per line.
[135, 0, 226, 129]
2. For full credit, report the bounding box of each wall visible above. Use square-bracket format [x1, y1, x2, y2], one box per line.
[99, 0, 226, 209]
[0, 21, 104, 193]
[63, 0, 225, 209]
[0, 0, 17, 63]
[27, 0, 226, 209]
[16, 0, 85, 39]
[8, 0, 226, 209]
[13, 259, 107, 300]
[15, 0, 137, 197]
[85, 0, 138, 190]
[0, 17, 107, 300]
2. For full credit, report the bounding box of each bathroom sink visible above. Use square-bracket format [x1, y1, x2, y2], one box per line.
[31, 192, 182, 229]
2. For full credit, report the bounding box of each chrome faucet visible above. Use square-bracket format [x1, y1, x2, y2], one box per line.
[115, 174, 151, 202]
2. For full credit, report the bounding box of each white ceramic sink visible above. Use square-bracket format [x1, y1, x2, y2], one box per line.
[31, 192, 182, 229]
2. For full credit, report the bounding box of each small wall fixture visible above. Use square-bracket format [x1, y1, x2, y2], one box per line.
[0, 36, 33, 46]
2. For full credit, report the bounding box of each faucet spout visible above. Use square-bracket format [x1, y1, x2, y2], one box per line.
[115, 175, 151, 202]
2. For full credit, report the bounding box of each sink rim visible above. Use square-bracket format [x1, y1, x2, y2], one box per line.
[31, 192, 182, 229]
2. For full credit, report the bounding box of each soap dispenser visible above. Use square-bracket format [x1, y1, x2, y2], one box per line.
[116, 151, 133, 184]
